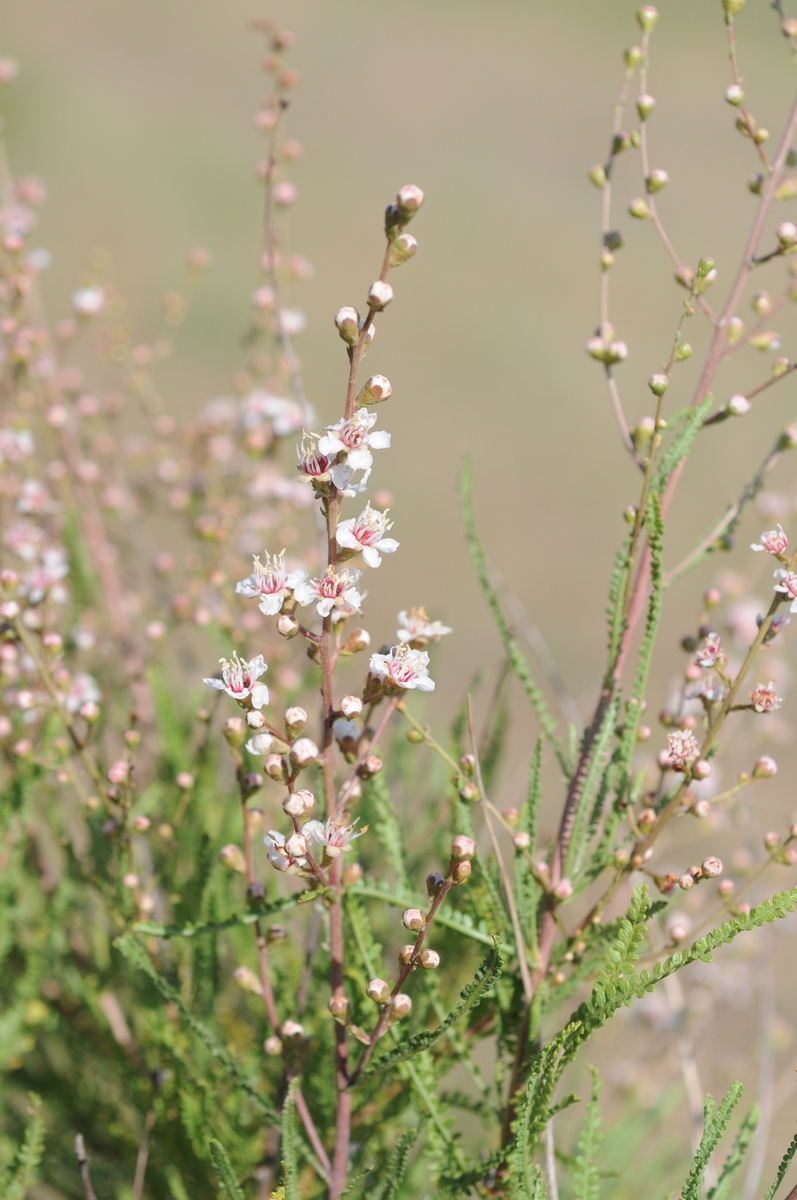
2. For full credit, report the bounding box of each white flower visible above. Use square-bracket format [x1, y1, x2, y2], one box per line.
[752, 524, 788, 555]
[235, 549, 304, 617]
[396, 607, 452, 646]
[293, 567, 363, 618]
[304, 816, 367, 859]
[203, 653, 269, 709]
[774, 568, 797, 611]
[695, 632, 724, 669]
[369, 644, 435, 692]
[0, 428, 33, 465]
[336, 503, 399, 568]
[264, 829, 308, 874]
[317, 410, 390, 474]
[328, 461, 371, 496]
[296, 434, 333, 484]
[63, 673, 101, 714]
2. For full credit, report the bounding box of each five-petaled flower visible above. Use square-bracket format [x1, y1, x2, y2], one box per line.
[293, 567, 363, 617]
[397, 607, 452, 646]
[296, 434, 333, 484]
[336, 503, 399, 568]
[751, 681, 782, 713]
[774, 569, 797, 611]
[304, 816, 367, 859]
[667, 729, 700, 768]
[752, 524, 788, 556]
[317, 410, 390, 475]
[203, 653, 269, 709]
[369, 643, 435, 692]
[235, 549, 304, 616]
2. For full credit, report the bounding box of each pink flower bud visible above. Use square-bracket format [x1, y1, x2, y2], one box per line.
[691, 798, 711, 818]
[637, 808, 657, 831]
[283, 789, 315, 818]
[290, 737, 318, 768]
[0, 601, 20, 619]
[451, 834, 476, 861]
[391, 993, 412, 1018]
[328, 995, 349, 1022]
[725, 84, 744, 106]
[753, 756, 778, 779]
[343, 628, 370, 653]
[555, 879, 573, 900]
[335, 306, 360, 344]
[668, 921, 689, 943]
[176, 772, 194, 789]
[361, 754, 383, 778]
[368, 280, 393, 310]
[356, 374, 392, 407]
[396, 184, 424, 215]
[728, 394, 751, 416]
[264, 1035, 282, 1056]
[502, 807, 520, 828]
[398, 945, 415, 965]
[223, 717, 246, 747]
[134, 815, 151, 832]
[679, 873, 695, 890]
[389, 232, 418, 266]
[701, 856, 723, 878]
[340, 695, 363, 718]
[419, 949, 440, 970]
[285, 831, 307, 858]
[282, 1019, 304, 1038]
[219, 844, 246, 874]
[451, 859, 472, 885]
[342, 862, 363, 887]
[513, 831, 531, 850]
[247, 710, 267, 729]
[233, 966, 263, 995]
[693, 759, 712, 779]
[366, 978, 390, 1004]
[122, 873, 139, 889]
[277, 613, 299, 638]
[778, 222, 797, 247]
[285, 706, 307, 730]
[107, 761, 129, 785]
[402, 908, 425, 931]
[265, 754, 288, 783]
[765, 831, 781, 850]
[459, 781, 479, 802]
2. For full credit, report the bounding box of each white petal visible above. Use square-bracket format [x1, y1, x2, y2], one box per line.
[369, 653, 388, 677]
[318, 432, 344, 456]
[347, 448, 373, 472]
[750, 544, 764, 552]
[415, 676, 436, 692]
[317, 598, 335, 617]
[259, 594, 283, 616]
[251, 684, 270, 709]
[303, 819, 324, 842]
[293, 581, 315, 607]
[235, 577, 259, 595]
[203, 677, 226, 690]
[362, 546, 382, 568]
[336, 525, 360, 551]
[343, 587, 363, 610]
[367, 430, 391, 450]
[249, 655, 268, 677]
[375, 537, 399, 554]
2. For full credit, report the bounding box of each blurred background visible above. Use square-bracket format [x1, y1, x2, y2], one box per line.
[5, 0, 797, 1190]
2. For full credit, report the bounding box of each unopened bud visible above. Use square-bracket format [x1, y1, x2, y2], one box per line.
[402, 908, 424, 931]
[646, 168, 669, 193]
[625, 45, 643, 67]
[419, 949, 440, 970]
[648, 372, 669, 396]
[451, 834, 476, 860]
[554, 878, 573, 900]
[691, 798, 711, 818]
[247, 809, 265, 832]
[356, 374, 392, 407]
[753, 290, 773, 316]
[396, 184, 424, 216]
[451, 859, 472, 885]
[778, 221, 797, 247]
[426, 871, 445, 896]
[725, 84, 744, 106]
[719, 879, 735, 898]
[675, 342, 692, 362]
[589, 164, 607, 188]
[134, 815, 151, 832]
[233, 966, 263, 996]
[285, 706, 307, 731]
[343, 628, 370, 654]
[285, 832, 307, 859]
[80, 701, 100, 723]
[502, 806, 520, 828]
[391, 993, 412, 1019]
[513, 831, 531, 850]
[368, 280, 393, 311]
[264, 1035, 282, 1056]
[283, 789, 315, 818]
[282, 1019, 304, 1039]
[366, 978, 390, 1004]
[679, 873, 695, 890]
[342, 861, 363, 887]
[219, 844, 246, 874]
[389, 232, 418, 266]
[223, 717, 246, 747]
[123, 872, 139, 889]
[247, 710, 267, 729]
[765, 831, 781, 850]
[693, 759, 712, 780]
[459, 781, 479, 802]
[328, 995, 349, 1023]
[399, 944, 415, 965]
[241, 772, 264, 798]
[277, 613, 299, 638]
[459, 753, 476, 776]
[629, 197, 652, 220]
[637, 6, 659, 32]
[723, 0, 745, 15]
[290, 737, 318, 768]
[335, 306, 360, 344]
[360, 754, 383, 778]
[264, 754, 289, 783]
[702, 856, 723, 878]
[727, 316, 745, 345]
[637, 808, 657, 831]
[753, 756, 778, 779]
[637, 93, 656, 120]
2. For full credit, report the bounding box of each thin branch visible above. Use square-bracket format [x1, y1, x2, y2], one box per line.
[131, 1108, 155, 1200]
[75, 1135, 98, 1200]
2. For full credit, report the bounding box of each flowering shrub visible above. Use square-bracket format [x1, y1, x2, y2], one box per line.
[4, 5, 797, 1200]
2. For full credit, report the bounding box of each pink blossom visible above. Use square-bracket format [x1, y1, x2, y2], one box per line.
[336, 504, 399, 568]
[235, 549, 304, 617]
[304, 816, 367, 859]
[317, 410, 390, 475]
[696, 632, 724, 669]
[774, 568, 797, 611]
[293, 567, 362, 618]
[264, 829, 308, 875]
[369, 644, 435, 692]
[750, 681, 782, 713]
[397, 607, 452, 646]
[203, 653, 269, 709]
[667, 729, 700, 768]
[751, 524, 788, 555]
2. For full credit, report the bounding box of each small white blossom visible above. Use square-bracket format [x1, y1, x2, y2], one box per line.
[397, 607, 452, 646]
[774, 568, 797, 611]
[304, 816, 367, 859]
[73, 285, 105, 316]
[696, 633, 724, 669]
[0, 428, 33, 465]
[752, 524, 788, 555]
[235, 549, 304, 617]
[264, 829, 307, 874]
[296, 433, 333, 484]
[203, 653, 269, 709]
[63, 673, 101, 714]
[751, 681, 782, 713]
[370, 644, 435, 692]
[293, 567, 362, 617]
[336, 504, 399, 568]
[317, 410, 390, 475]
[667, 729, 700, 768]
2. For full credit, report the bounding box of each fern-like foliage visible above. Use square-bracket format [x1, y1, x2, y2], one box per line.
[370, 1128, 419, 1200]
[764, 1125, 797, 1200]
[601, 884, 649, 980]
[707, 1103, 759, 1200]
[679, 1083, 744, 1200]
[653, 395, 714, 495]
[280, 1079, 300, 1200]
[0, 1093, 45, 1200]
[564, 698, 619, 881]
[572, 1068, 603, 1200]
[459, 459, 567, 773]
[209, 1137, 247, 1200]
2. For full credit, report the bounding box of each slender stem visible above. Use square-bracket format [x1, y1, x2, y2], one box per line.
[727, 18, 772, 171]
[336, 697, 397, 812]
[75, 1136, 98, 1200]
[132, 1108, 155, 1200]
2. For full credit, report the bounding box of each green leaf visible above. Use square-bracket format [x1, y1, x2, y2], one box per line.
[371, 1128, 420, 1200]
[707, 1104, 759, 1200]
[360, 941, 503, 1078]
[209, 1137, 246, 1200]
[764, 1125, 797, 1200]
[679, 1084, 744, 1200]
[653, 395, 713, 494]
[1, 1093, 45, 1200]
[602, 884, 649, 979]
[606, 537, 631, 661]
[573, 1068, 603, 1200]
[363, 773, 410, 891]
[350, 883, 496, 947]
[134, 893, 301, 938]
[564, 699, 618, 881]
[460, 459, 567, 774]
[280, 1079, 300, 1200]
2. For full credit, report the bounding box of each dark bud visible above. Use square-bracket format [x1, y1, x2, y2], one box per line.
[426, 871, 446, 897]
[680, 635, 697, 652]
[604, 229, 625, 252]
[241, 772, 264, 798]
[384, 204, 401, 235]
[247, 882, 266, 911]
